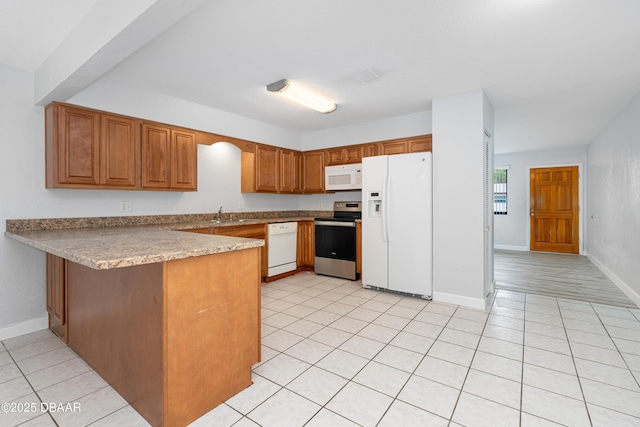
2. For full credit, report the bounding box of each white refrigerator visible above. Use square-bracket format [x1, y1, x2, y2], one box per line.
[362, 152, 432, 297]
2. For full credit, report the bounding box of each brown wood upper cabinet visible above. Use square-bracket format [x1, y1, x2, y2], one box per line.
[325, 146, 364, 166]
[46, 103, 140, 189]
[302, 150, 326, 194]
[408, 135, 432, 153]
[46, 102, 198, 191]
[141, 123, 197, 191]
[255, 144, 279, 192]
[242, 144, 302, 194]
[280, 149, 302, 193]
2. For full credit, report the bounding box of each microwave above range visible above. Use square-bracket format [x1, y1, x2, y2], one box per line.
[325, 163, 362, 191]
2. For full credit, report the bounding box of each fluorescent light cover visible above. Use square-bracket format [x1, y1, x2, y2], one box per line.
[267, 79, 337, 114]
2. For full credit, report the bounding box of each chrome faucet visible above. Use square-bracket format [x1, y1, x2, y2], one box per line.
[229, 211, 233, 221]
[217, 206, 223, 221]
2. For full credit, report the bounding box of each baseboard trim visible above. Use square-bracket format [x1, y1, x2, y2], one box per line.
[432, 291, 486, 310]
[587, 254, 640, 308]
[494, 245, 528, 251]
[0, 316, 48, 341]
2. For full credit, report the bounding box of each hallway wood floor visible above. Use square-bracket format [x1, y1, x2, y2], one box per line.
[494, 250, 637, 308]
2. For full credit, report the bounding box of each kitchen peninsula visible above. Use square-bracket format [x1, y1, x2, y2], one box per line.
[5, 218, 267, 427]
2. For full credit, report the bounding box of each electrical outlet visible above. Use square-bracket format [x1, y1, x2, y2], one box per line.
[238, 200, 245, 209]
[120, 201, 133, 212]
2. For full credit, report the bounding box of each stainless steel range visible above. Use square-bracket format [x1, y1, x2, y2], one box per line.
[314, 201, 362, 280]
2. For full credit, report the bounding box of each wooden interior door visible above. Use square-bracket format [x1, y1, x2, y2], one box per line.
[530, 166, 579, 254]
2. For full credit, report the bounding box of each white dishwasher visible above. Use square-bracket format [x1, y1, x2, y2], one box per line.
[267, 222, 298, 277]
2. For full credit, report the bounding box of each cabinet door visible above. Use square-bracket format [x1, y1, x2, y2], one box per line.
[381, 140, 408, 155]
[408, 135, 432, 153]
[279, 149, 294, 193]
[171, 129, 197, 190]
[279, 149, 302, 194]
[296, 221, 315, 268]
[303, 151, 325, 193]
[292, 151, 303, 193]
[362, 143, 379, 158]
[57, 105, 101, 185]
[344, 146, 363, 164]
[46, 253, 67, 342]
[141, 123, 171, 189]
[255, 145, 279, 192]
[325, 148, 345, 166]
[101, 114, 139, 187]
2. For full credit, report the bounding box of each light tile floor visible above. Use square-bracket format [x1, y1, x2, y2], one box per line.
[2, 272, 640, 426]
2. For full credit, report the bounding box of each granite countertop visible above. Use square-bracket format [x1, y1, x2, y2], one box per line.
[4, 215, 323, 270]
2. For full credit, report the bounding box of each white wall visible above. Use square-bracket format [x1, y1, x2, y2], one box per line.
[302, 111, 432, 151]
[586, 90, 640, 305]
[0, 65, 48, 338]
[493, 147, 587, 251]
[432, 90, 492, 309]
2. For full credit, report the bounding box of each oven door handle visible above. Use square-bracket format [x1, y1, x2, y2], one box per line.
[314, 221, 356, 227]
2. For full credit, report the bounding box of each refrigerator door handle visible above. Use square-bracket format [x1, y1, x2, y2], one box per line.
[383, 174, 390, 241]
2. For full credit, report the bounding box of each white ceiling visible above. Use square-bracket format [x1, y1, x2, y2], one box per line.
[0, 0, 97, 71]
[2, 0, 640, 154]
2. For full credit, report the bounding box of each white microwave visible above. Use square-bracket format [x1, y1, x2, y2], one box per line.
[325, 164, 362, 191]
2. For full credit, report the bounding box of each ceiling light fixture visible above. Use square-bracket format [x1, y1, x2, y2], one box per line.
[266, 79, 337, 114]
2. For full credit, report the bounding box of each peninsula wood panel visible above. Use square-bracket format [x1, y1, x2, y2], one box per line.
[164, 249, 260, 426]
[67, 262, 164, 426]
[530, 166, 579, 254]
[65, 248, 261, 427]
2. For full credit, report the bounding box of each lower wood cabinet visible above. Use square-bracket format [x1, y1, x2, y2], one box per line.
[46, 253, 68, 342]
[296, 221, 315, 268]
[213, 225, 268, 280]
[182, 224, 268, 280]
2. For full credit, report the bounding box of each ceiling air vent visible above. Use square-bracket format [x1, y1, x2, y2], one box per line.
[352, 68, 381, 83]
